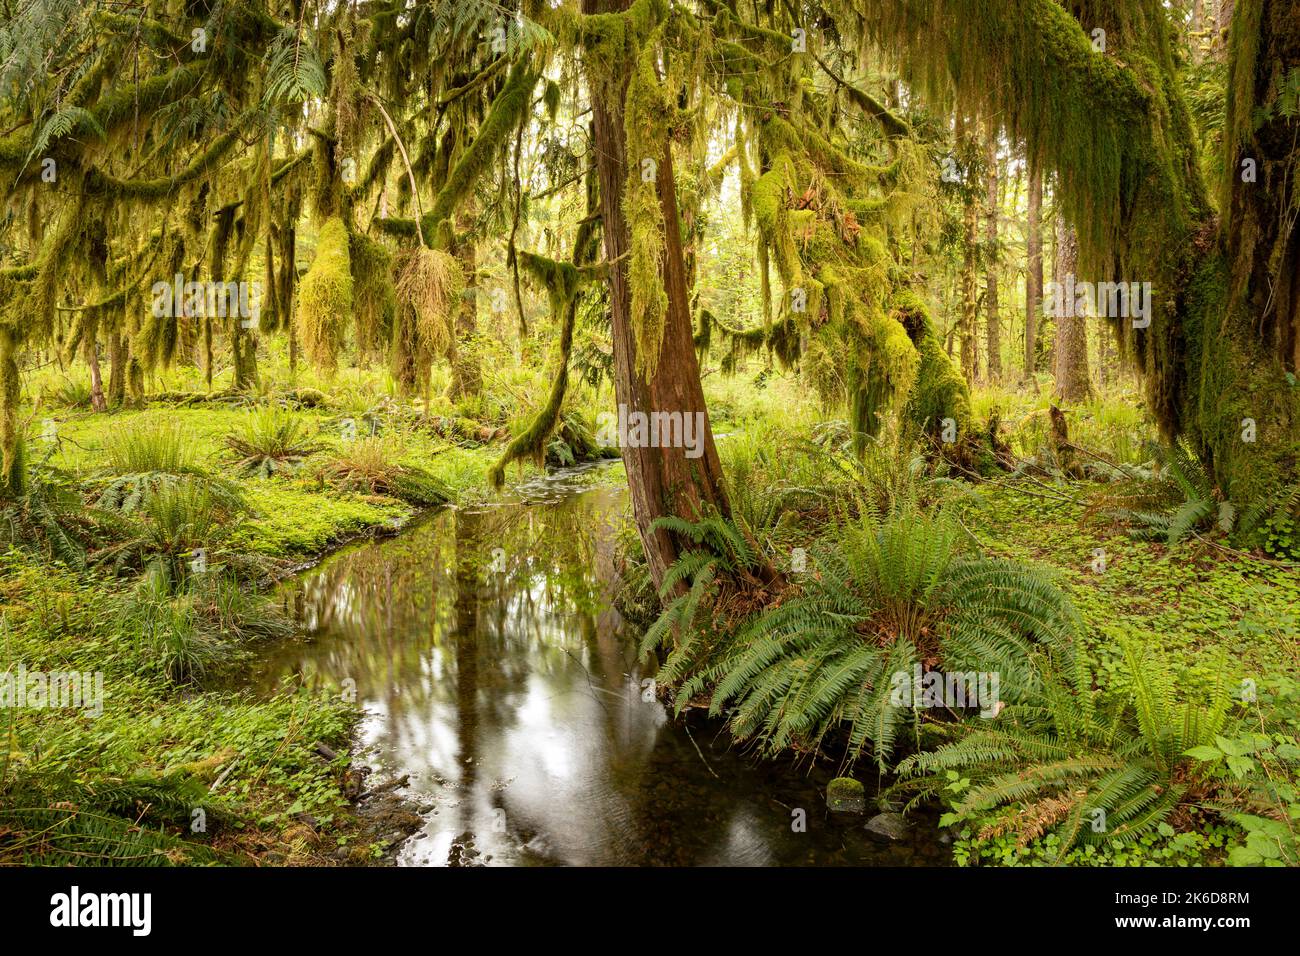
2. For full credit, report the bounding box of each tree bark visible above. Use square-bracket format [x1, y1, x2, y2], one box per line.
[85, 336, 107, 413]
[1052, 215, 1091, 402]
[107, 328, 125, 408]
[281, 224, 298, 376]
[582, 0, 731, 593]
[984, 137, 1001, 382]
[957, 113, 978, 381]
[448, 206, 482, 401]
[1024, 156, 1043, 383]
[0, 330, 18, 496]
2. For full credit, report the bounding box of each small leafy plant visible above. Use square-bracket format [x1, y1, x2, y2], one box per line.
[223, 406, 326, 478]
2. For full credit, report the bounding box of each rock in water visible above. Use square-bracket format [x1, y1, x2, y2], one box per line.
[865, 811, 908, 842]
[826, 777, 866, 814]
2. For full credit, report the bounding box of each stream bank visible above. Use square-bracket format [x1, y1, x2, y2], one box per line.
[248, 465, 949, 866]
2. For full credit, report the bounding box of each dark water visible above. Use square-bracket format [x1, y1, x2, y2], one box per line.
[248, 466, 948, 866]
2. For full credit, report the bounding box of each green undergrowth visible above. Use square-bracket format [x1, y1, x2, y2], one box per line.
[951, 479, 1300, 686]
[0, 552, 357, 864]
[1, 393, 525, 864]
[34, 403, 508, 557]
[630, 389, 1300, 867]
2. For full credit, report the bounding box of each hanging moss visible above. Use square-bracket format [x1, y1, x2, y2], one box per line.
[297, 217, 354, 374]
[0, 62, 208, 184]
[388, 246, 464, 397]
[622, 21, 676, 378]
[422, 64, 538, 243]
[487, 297, 577, 489]
[349, 231, 396, 357]
[488, 250, 601, 487]
[83, 129, 243, 201]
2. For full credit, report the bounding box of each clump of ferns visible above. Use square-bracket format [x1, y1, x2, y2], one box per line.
[91, 417, 243, 515]
[97, 477, 265, 585]
[117, 569, 289, 683]
[0, 772, 226, 865]
[222, 406, 327, 478]
[314, 436, 450, 506]
[106, 483, 287, 681]
[643, 504, 1080, 770]
[639, 507, 777, 689]
[724, 424, 962, 558]
[890, 642, 1241, 862]
[1087, 441, 1231, 546]
[1, 437, 124, 567]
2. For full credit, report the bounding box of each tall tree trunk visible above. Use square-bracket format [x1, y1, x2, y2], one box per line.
[282, 224, 298, 376]
[203, 317, 213, 391]
[448, 206, 482, 402]
[1025, 156, 1043, 384]
[1052, 216, 1092, 402]
[107, 328, 125, 408]
[0, 330, 18, 496]
[582, 0, 731, 592]
[84, 336, 107, 412]
[1199, 0, 1299, 510]
[957, 114, 978, 381]
[984, 137, 1001, 382]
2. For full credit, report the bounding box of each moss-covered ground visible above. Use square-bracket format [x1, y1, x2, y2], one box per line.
[3, 367, 1296, 866]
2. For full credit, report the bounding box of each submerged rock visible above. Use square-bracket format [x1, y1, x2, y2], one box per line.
[826, 777, 866, 814]
[865, 811, 909, 843]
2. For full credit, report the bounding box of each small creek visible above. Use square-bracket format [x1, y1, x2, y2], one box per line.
[245, 465, 949, 866]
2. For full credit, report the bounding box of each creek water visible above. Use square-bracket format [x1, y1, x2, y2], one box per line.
[247, 465, 948, 866]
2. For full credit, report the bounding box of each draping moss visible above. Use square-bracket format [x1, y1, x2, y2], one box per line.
[296, 217, 354, 373]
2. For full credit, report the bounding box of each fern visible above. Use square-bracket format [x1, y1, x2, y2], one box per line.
[1091, 441, 1223, 545]
[262, 27, 328, 108]
[892, 642, 1236, 860]
[23, 105, 105, 169]
[644, 505, 1079, 769]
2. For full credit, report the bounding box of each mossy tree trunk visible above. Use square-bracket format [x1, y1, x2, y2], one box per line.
[84, 337, 107, 413]
[582, 0, 732, 593]
[984, 137, 1001, 383]
[1024, 157, 1043, 383]
[202, 317, 214, 391]
[448, 207, 482, 402]
[1052, 216, 1091, 402]
[861, 0, 1299, 526]
[107, 328, 126, 408]
[957, 113, 979, 381]
[0, 329, 19, 496]
[1197, 0, 1299, 512]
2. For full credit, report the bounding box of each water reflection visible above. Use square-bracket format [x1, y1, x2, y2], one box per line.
[250, 475, 947, 866]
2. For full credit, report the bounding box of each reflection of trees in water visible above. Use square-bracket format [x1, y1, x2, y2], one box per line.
[263, 485, 760, 864]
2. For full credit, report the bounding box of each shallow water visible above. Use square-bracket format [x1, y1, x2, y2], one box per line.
[248, 467, 949, 866]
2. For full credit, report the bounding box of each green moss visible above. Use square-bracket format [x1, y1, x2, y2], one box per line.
[623, 22, 674, 378]
[826, 776, 866, 813]
[487, 251, 599, 488]
[84, 130, 242, 201]
[895, 292, 973, 438]
[230, 482, 410, 556]
[296, 218, 354, 374]
[349, 231, 396, 357]
[423, 64, 538, 244]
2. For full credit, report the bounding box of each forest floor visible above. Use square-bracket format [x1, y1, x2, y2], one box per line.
[3, 375, 1297, 865]
[957, 479, 1299, 691]
[2, 400, 515, 865]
